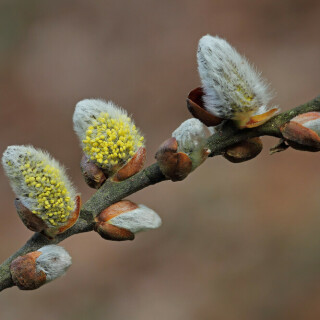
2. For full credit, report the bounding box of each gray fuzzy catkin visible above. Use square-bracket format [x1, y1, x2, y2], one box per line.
[197, 35, 274, 119]
[73, 99, 138, 143]
[36, 245, 72, 282]
[109, 204, 162, 234]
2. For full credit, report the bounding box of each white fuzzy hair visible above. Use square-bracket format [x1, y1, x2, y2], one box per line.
[1, 145, 76, 213]
[303, 118, 320, 133]
[109, 204, 162, 234]
[197, 35, 273, 119]
[172, 119, 209, 170]
[172, 119, 208, 154]
[73, 99, 131, 142]
[36, 245, 72, 282]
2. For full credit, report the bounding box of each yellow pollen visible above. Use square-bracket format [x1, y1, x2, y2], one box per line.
[15, 155, 75, 228]
[82, 111, 144, 170]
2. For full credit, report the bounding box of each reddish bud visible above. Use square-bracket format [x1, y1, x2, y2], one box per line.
[155, 137, 192, 181]
[281, 112, 320, 152]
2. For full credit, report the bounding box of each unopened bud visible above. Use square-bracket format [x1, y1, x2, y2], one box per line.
[156, 119, 210, 181]
[223, 137, 263, 163]
[155, 137, 192, 181]
[172, 119, 210, 170]
[10, 245, 72, 290]
[95, 200, 162, 241]
[281, 112, 320, 152]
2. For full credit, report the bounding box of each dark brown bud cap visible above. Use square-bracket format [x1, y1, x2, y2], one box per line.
[15, 199, 48, 233]
[14, 195, 81, 239]
[187, 87, 223, 127]
[80, 154, 107, 189]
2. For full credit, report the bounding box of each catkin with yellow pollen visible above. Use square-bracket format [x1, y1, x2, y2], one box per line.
[2, 145, 76, 228]
[73, 99, 145, 173]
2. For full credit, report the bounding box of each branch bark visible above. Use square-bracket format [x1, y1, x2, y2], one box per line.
[1, 95, 319, 292]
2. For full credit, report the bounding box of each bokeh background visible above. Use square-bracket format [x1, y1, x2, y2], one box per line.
[0, 0, 320, 319]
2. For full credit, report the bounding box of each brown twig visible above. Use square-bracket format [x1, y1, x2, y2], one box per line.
[0, 95, 319, 292]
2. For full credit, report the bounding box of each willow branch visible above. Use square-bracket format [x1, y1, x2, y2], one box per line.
[206, 95, 320, 156]
[0, 95, 319, 292]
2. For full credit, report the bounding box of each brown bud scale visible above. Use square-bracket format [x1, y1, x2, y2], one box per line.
[94, 200, 138, 241]
[281, 121, 320, 152]
[113, 147, 146, 182]
[95, 222, 135, 241]
[96, 200, 139, 223]
[15, 199, 48, 233]
[43, 195, 81, 239]
[187, 87, 223, 126]
[10, 251, 46, 290]
[155, 137, 192, 181]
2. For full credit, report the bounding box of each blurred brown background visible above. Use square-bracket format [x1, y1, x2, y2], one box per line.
[0, 0, 320, 319]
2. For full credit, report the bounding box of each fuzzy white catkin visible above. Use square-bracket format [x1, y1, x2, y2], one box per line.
[197, 35, 273, 119]
[73, 99, 131, 142]
[109, 205, 162, 234]
[36, 245, 72, 282]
